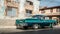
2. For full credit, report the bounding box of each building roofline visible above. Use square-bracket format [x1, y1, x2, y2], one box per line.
[39, 6, 60, 10]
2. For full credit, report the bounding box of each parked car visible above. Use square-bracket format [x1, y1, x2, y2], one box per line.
[16, 15, 57, 29]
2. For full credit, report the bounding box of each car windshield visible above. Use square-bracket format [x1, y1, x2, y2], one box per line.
[32, 15, 45, 19]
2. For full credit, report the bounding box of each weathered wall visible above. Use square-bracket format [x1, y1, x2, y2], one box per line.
[0, 19, 16, 28]
[0, 0, 5, 19]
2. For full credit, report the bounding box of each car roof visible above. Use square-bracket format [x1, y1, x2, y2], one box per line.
[32, 15, 46, 17]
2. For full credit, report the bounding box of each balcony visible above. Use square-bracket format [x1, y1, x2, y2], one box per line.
[7, 2, 19, 7]
[45, 12, 60, 15]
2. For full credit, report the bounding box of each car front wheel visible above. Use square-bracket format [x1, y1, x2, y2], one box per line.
[33, 24, 39, 29]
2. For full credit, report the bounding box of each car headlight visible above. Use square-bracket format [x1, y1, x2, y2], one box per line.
[20, 23, 27, 26]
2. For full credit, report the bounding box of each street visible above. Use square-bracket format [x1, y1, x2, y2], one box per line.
[0, 27, 60, 34]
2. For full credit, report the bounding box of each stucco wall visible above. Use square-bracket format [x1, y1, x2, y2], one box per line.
[0, 0, 5, 19]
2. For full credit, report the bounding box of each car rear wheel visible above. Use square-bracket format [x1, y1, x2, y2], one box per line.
[23, 26, 28, 29]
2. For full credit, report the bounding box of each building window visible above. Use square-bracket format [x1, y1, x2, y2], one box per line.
[26, 1, 33, 5]
[57, 8, 60, 12]
[13, 0, 20, 3]
[7, 0, 11, 2]
[7, 7, 17, 17]
[26, 9, 32, 17]
[41, 10, 45, 14]
[50, 9, 53, 13]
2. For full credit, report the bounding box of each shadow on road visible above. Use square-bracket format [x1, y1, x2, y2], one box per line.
[1, 28, 60, 34]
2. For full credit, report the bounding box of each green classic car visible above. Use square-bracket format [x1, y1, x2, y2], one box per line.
[16, 15, 57, 29]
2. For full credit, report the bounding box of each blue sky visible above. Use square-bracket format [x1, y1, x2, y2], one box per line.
[40, 0, 60, 7]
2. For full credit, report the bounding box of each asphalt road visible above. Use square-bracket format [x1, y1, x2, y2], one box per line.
[0, 28, 60, 34]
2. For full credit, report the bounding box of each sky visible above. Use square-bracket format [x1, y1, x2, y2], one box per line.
[40, 0, 60, 7]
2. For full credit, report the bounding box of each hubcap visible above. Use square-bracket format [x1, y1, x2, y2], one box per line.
[33, 24, 39, 29]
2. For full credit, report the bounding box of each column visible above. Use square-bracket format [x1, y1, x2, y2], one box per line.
[18, 0, 26, 19]
[33, 0, 40, 15]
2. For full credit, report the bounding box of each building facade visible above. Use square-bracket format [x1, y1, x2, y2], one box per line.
[3, 0, 40, 19]
[4, 0, 19, 19]
[39, 6, 60, 24]
[0, 0, 60, 28]
[0, 0, 40, 28]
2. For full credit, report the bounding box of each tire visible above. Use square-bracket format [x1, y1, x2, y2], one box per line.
[54, 22, 58, 25]
[33, 24, 39, 29]
[41, 26, 45, 28]
[23, 26, 28, 29]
